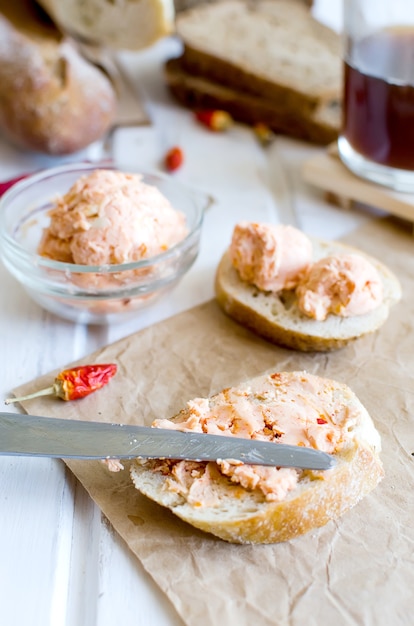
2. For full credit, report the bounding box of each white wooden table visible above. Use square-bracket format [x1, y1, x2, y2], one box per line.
[0, 4, 378, 624]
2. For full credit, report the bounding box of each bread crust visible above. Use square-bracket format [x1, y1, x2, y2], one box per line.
[130, 372, 384, 544]
[215, 240, 401, 352]
[175, 0, 342, 114]
[0, 1, 117, 155]
[164, 57, 339, 145]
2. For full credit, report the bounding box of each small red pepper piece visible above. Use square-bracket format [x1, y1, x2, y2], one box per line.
[5, 364, 117, 405]
[195, 109, 233, 131]
[164, 146, 184, 172]
[317, 417, 328, 425]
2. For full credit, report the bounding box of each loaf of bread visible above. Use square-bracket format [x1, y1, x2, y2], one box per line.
[165, 56, 340, 144]
[0, 0, 117, 155]
[37, 0, 175, 50]
[215, 232, 401, 352]
[130, 370, 384, 544]
[174, 0, 342, 116]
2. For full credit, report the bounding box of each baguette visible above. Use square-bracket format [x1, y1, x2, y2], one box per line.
[37, 0, 174, 50]
[0, 0, 117, 155]
[175, 0, 342, 116]
[165, 56, 340, 145]
[130, 370, 384, 544]
[215, 236, 401, 352]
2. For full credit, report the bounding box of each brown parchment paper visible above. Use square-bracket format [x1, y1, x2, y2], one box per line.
[13, 217, 414, 626]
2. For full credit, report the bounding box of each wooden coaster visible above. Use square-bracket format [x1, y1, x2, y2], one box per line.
[302, 143, 414, 223]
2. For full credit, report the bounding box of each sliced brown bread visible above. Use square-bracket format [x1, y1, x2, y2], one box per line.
[175, 0, 342, 115]
[215, 238, 401, 352]
[165, 56, 340, 144]
[130, 370, 384, 544]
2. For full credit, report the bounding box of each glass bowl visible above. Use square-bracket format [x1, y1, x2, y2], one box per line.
[0, 163, 207, 324]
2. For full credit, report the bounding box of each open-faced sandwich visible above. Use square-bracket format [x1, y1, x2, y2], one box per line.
[215, 222, 401, 351]
[130, 370, 383, 544]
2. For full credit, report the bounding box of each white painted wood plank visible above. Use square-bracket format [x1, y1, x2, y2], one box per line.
[95, 514, 185, 626]
[65, 480, 102, 626]
[0, 456, 71, 625]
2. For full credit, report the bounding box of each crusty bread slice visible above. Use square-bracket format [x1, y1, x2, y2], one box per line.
[215, 239, 401, 352]
[164, 56, 340, 145]
[130, 371, 384, 544]
[175, 0, 342, 115]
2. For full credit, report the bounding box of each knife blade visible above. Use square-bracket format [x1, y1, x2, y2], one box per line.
[0, 412, 335, 470]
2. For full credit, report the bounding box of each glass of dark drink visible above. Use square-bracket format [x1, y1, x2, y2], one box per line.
[338, 0, 414, 192]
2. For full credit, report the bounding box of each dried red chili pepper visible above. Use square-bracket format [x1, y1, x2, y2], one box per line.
[5, 363, 117, 405]
[317, 417, 328, 425]
[164, 146, 184, 172]
[195, 109, 233, 131]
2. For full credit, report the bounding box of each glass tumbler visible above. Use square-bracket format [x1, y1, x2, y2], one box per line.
[337, 0, 414, 192]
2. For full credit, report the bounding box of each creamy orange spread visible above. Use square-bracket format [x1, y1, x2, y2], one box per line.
[229, 221, 383, 319]
[229, 222, 313, 291]
[38, 170, 187, 265]
[296, 254, 383, 321]
[145, 372, 358, 505]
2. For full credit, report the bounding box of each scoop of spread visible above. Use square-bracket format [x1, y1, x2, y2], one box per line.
[38, 169, 187, 265]
[142, 372, 359, 505]
[296, 254, 383, 321]
[229, 221, 313, 292]
[229, 221, 383, 319]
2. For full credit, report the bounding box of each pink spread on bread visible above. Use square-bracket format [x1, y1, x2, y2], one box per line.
[296, 254, 383, 321]
[230, 221, 383, 319]
[38, 170, 187, 265]
[230, 222, 313, 291]
[149, 372, 357, 504]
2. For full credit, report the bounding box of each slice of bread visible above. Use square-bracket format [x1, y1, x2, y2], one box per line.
[130, 370, 384, 544]
[215, 238, 401, 352]
[175, 0, 342, 115]
[165, 57, 340, 144]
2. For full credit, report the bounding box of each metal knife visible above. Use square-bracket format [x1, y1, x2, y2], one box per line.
[0, 412, 335, 470]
